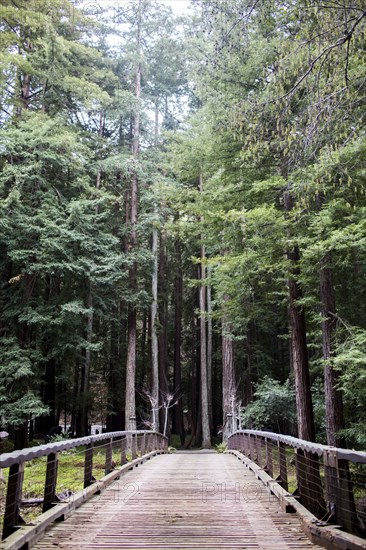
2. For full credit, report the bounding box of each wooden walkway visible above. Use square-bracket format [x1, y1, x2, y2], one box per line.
[33, 451, 323, 549]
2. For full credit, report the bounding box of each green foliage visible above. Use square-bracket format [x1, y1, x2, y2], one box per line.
[215, 442, 227, 453]
[0, 0, 365, 449]
[241, 377, 296, 434]
[47, 432, 69, 443]
[334, 328, 366, 447]
[0, 338, 48, 426]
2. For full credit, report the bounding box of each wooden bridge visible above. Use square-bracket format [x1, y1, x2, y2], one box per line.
[1, 431, 366, 550]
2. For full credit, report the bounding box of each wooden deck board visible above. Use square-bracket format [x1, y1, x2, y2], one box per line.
[32, 452, 323, 549]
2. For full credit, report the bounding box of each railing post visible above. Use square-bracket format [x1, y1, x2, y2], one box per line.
[145, 433, 151, 453]
[249, 433, 255, 461]
[264, 438, 273, 477]
[295, 448, 309, 498]
[84, 443, 94, 488]
[131, 433, 137, 460]
[256, 436, 262, 467]
[324, 451, 357, 532]
[295, 449, 326, 517]
[337, 458, 357, 533]
[121, 436, 127, 464]
[43, 452, 59, 512]
[105, 437, 113, 475]
[278, 442, 288, 491]
[244, 433, 250, 456]
[140, 432, 146, 455]
[2, 463, 25, 540]
[126, 433, 132, 459]
[324, 449, 340, 523]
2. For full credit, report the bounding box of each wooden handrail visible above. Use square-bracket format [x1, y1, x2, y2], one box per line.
[1, 430, 168, 541]
[0, 430, 166, 468]
[229, 429, 366, 463]
[228, 430, 365, 536]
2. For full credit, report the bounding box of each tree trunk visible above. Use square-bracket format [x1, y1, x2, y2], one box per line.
[243, 324, 254, 409]
[284, 192, 325, 515]
[186, 305, 198, 449]
[151, 226, 159, 431]
[139, 309, 148, 389]
[71, 359, 80, 436]
[199, 174, 211, 448]
[172, 237, 184, 441]
[79, 110, 105, 436]
[287, 246, 315, 442]
[106, 302, 126, 432]
[320, 254, 344, 446]
[287, 246, 327, 515]
[320, 253, 358, 531]
[125, 304, 137, 431]
[207, 272, 213, 432]
[158, 230, 169, 431]
[37, 274, 58, 436]
[37, 357, 56, 436]
[79, 291, 93, 436]
[222, 296, 235, 442]
[16, 65, 31, 116]
[151, 101, 160, 431]
[125, 0, 142, 432]
[13, 422, 29, 450]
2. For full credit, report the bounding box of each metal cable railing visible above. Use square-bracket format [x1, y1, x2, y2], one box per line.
[0, 430, 168, 541]
[228, 430, 366, 537]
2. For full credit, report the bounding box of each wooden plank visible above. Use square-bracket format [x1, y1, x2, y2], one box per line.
[32, 452, 323, 550]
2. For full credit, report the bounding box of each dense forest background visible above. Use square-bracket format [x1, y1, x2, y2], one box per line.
[0, 0, 365, 451]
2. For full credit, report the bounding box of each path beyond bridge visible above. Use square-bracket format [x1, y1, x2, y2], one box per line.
[32, 451, 322, 550]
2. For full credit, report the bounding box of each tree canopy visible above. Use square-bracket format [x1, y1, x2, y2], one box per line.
[0, 0, 366, 454]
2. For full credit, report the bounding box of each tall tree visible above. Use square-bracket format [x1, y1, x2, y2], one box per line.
[124, 0, 142, 432]
[199, 173, 211, 448]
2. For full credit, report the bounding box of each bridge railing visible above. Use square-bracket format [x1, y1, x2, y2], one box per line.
[228, 430, 366, 536]
[0, 430, 167, 541]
